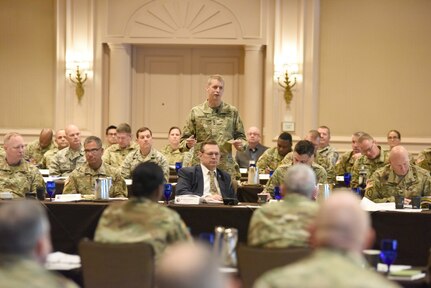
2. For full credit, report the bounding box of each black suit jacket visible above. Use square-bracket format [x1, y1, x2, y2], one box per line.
[176, 165, 236, 199]
[235, 143, 268, 168]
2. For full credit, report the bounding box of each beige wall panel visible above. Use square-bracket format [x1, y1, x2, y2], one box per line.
[319, 0, 431, 139]
[0, 0, 55, 131]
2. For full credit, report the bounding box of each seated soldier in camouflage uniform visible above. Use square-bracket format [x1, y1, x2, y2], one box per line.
[0, 201, 78, 288]
[102, 123, 138, 170]
[49, 124, 86, 177]
[317, 125, 339, 166]
[63, 136, 127, 198]
[281, 130, 335, 183]
[335, 131, 365, 176]
[248, 164, 318, 248]
[94, 162, 192, 261]
[103, 125, 117, 149]
[0, 132, 45, 198]
[24, 128, 55, 167]
[365, 146, 431, 203]
[256, 132, 292, 174]
[120, 127, 169, 181]
[350, 133, 388, 189]
[161, 126, 185, 165]
[265, 140, 327, 198]
[255, 192, 401, 288]
[416, 147, 431, 172]
[40, 129, 69, 169]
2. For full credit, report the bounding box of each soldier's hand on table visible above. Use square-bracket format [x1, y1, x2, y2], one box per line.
[186, 135, 197, 149]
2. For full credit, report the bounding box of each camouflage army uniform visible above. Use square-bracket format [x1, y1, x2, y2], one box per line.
[281, 152, 335, 184]
[102, 143, 138, 169]
[0, 158, 45, 198]
[0, 256, 79, 288]
[24, 140, 55, 167]
[40, 147, 60, 169]
[48, 147, 85, 177]
[254, 248, 401, 288]
[160, 145, 184, 165]
[120, 148, 169, 181]
[265, 163, 327, 198]
[182, 147, 194, 167]
[94, 197, 192, 260]
[317, 145, 339, 166]
[350, 147, 388, 189]
[256, 147, 285, 174]
[365, 164, 431, 203]
[180, 101, 246, 179]
[334, 150, 357, 176]
[248, 193, 318, 248]
[63, 162, 127, 198]
[416, 148, 431, 172]
[0, 146, 5, 157]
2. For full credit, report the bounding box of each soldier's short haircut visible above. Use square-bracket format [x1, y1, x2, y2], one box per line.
[136, 127, 152, 139]
[207, 74, 225, 86]
[168, 126, 181, 135]
[353, 131, 366, 138]
[116, 123, 132, 135]
[131, 162, 164, 197]
[278, 132, 292, 143]
[105, 125, 117, 135]
[3, 132, 21, 146]
[294, 140, 315, 157]
[357, 133, 374, 143]
[284, 164, 316, 198]
[84, 136, 103, 148]
[0, 200, 49, 256]
[199, 140, 219, 153]
[318, 125, 331, 137]
[387, 129, 401, 140]
[307, 130, 320, 141]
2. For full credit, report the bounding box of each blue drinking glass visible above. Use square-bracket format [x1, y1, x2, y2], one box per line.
[175, 162, 183, 173]
[198, 232, 215, 246]
[164, 183, 172, 203]
[344, 172, 352, 187]
[274, 186, 282, 201]
[269, 170, 274, 177]
[380, 239, 397, 274]
[46, 181, 56, 201]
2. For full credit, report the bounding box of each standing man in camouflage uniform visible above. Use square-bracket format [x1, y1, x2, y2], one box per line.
[0, 201, 78, 288]
[365, 146, 431, 203]
[335, 131, 365, 176]
[24, 128, 55, 167]
[265, 140, 327, 198]
[0, 132, 45, 198]
[120, 127, 169, 181]
[49, 124, 85, 177]
[40, 129, 69, 169]
[350, 133, 388, 189]
[256, 132, 292, 174]
[317, 125, 339, 166]
[248, 164, 318, 248]
[95, 162, 192, 261]
[103, 123, 138, 169]
[254, 191, 401, 288]
[416, 147, 431, 172]
[63, 136, 127, 198]
[180, 75, 247, 179]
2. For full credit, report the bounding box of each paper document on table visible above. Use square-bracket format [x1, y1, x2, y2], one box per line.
[377, 263, 411, 273]
[54, 194, 82, 202]
[45, 252, 81, 270]
[360, 197, 422, 212]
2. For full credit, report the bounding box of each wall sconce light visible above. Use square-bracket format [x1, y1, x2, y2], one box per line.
[66, 51, 91, 103]
[276, 64, 300, 108]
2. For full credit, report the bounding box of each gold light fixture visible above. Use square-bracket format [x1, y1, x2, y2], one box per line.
[276, 64, 299, 108]
[68, 65, 87, 103]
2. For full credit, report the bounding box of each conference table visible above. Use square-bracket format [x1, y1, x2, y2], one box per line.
[28, 200, 431, 267]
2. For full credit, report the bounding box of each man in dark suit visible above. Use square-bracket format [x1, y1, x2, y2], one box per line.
[176, 140, 236, 201]
[235, 126, 268, 168]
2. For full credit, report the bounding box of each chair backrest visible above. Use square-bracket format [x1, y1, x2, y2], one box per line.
[79, 239, 155, 288]
[237, 244, 311, 288]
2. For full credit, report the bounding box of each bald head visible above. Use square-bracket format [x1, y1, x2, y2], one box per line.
[65, 124, 81, 151]
[389, 146, 410, 176]
[39, 128, 53, 149]
[312, 191, 374, 253]
[156, 242, 226, 288]
[247, 126, 261, 148]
